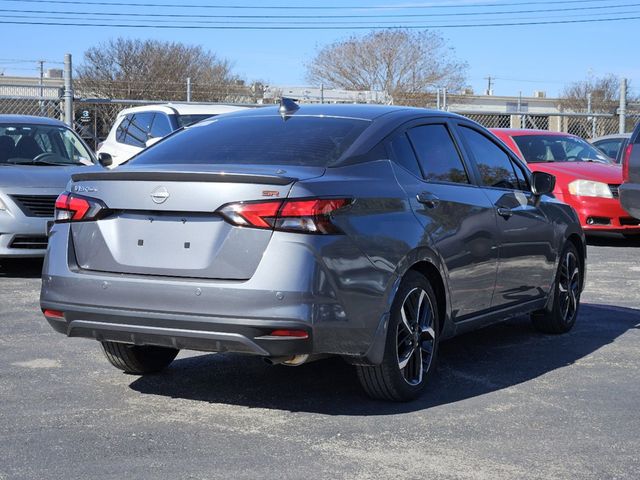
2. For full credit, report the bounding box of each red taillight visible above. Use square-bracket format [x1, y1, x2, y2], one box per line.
[269, 329, 309, 339]
[54, 191, 106, 223]
[43, 309, 64, 319]
[622, 143, 633, 183]
[218, 198, 351, 234]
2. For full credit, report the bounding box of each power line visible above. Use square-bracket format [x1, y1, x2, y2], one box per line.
[1, 2, 638, 19]
[1, 15, 639, 29]
[0, 0, 624, 10]
[5, 10, 640, 25]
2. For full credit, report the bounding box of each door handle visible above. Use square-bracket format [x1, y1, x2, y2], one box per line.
[417, 192, 440, 209]
[496, 207, 513, 218]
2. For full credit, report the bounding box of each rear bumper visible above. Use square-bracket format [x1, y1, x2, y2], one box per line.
[40, 223, 391, 359]
[620, 183, 640, 220]
[42, 304, 312, 356]
[555, 192, 640, 233]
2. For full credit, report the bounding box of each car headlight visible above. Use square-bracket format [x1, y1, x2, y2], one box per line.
[567, 180, 613, 198]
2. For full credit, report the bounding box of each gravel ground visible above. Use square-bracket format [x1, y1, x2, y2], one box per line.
[0, 235, 639, 480]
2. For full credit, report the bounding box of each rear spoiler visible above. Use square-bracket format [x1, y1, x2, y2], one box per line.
[71, 171, 296, 186]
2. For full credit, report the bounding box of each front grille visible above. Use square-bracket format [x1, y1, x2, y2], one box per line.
[620, 217, 640, 226]
[609, 184, 620, 199]
[9, 235, 48, 249]
[10, 195, 57, 217]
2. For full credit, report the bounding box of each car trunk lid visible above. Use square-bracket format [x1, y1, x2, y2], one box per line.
[68, 165, 324, 279]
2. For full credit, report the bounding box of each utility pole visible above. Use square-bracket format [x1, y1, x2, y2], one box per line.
[63, 53, 73, 127]
[38, 60, 45, 115]
[619, 77, 627, 134]
[484, 76, 493, 95]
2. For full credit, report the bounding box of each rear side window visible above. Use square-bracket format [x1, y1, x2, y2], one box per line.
[388, 134, 422, 177]
[407, 124, 469, 184]
[176, 114, 216, 128]
[131, 115, 370, 167]
[460, 127, 526, 190]
[124, 112, 154, 148]
[149, 113, 173, 139]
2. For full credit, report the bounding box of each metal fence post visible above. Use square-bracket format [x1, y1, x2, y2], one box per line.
[186, 77, 191, 102]
[619, 77, 627, 134]
[587, 93, 596, 138]
[63, 53, 73, 127]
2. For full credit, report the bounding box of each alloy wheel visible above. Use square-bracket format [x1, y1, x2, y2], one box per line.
[558, 251, 580, 324]
[396, 287, 436, 386]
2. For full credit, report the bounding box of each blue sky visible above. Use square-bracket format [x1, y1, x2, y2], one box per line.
[0, 0, 638, 98]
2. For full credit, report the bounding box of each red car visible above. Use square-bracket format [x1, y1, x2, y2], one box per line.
[491, 129, 640, 236]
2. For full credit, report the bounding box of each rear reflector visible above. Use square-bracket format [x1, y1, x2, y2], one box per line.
[269, 329, 309, 339]
[218, 197, 351, 234]
[622, 144, 633, 183]
[43, 309, 64, 319]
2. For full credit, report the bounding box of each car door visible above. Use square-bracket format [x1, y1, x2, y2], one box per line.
[388, 120, 500, 319]
[455, 123, 557, 308]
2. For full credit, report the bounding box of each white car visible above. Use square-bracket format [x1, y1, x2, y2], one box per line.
[97, 103, 249, 167]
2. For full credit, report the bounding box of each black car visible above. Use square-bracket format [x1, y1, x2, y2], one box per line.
[620, 124, 640, 219]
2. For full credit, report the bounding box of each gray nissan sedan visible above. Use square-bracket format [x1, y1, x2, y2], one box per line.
[0, 115, 96, 257]
[41, 103, 585, 401]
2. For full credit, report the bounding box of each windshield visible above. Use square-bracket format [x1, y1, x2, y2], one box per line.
[513, 135, 612, 164]
[175, 114, 217, 128]
[0, 124, 94, 166]
[130, 115, 370, 167]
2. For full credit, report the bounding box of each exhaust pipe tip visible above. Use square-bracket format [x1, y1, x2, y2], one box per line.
[264, 354, 310, 366]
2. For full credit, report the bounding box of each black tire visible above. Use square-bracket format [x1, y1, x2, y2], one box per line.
[356, 271, 440, 402]
[100, 341, 179, 374]
[532, 242, 582, 334]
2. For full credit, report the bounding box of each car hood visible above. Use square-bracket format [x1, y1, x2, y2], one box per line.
[0, 164, 102, 188]
[528, 162, 622, 184]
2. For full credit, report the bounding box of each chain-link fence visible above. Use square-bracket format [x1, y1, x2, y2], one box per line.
[2, 80, 639, 152]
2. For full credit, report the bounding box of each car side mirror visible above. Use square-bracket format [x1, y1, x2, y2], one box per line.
[531, 171, 555, 196]
[146, 137, 162, 148]
[98, 152, 113, 168]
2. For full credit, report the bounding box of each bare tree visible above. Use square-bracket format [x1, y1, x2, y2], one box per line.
[560, 74, 622, 114]
[305, 29, 467, 105]
[76, 38, 243, 102]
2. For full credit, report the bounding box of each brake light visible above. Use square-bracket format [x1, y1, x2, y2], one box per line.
[622, 143, 633, 183]
[218, 198, 351, 234]
[54, 191, 107, 223]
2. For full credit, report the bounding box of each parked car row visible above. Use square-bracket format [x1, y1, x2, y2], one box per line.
[2, 102, 639, 401]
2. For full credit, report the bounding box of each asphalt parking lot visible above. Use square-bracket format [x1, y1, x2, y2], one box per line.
[1, 236, 639, 480]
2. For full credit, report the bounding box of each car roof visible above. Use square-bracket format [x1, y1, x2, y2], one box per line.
[491, 128, 579, 138]
[116, 103, 251, 117]
[0, 114, 68, 127]
[215, 103, 458, 122]
[591, 133, 632, 142]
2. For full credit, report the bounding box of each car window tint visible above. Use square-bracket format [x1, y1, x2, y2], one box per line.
[460, 127, 521, 190]
[130, 115, 370, 167]
[115, 115, 130, 144]
[176, 114, 215, 128]
[407, 124, 469, 184]
[388, 133, 422, 177]
[149, 113, 173, 139]
[125, 112, 154, 148]
[593, 139, 622, 159]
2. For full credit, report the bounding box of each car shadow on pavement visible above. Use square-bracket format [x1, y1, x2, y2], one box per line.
[129, 303, 640, 415]
[0, 258, 43, 278]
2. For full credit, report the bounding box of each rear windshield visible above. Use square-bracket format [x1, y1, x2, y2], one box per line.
[513, 135, 612, 164]
[175, 114, 216, 128]
[130, 115, 370, 167]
